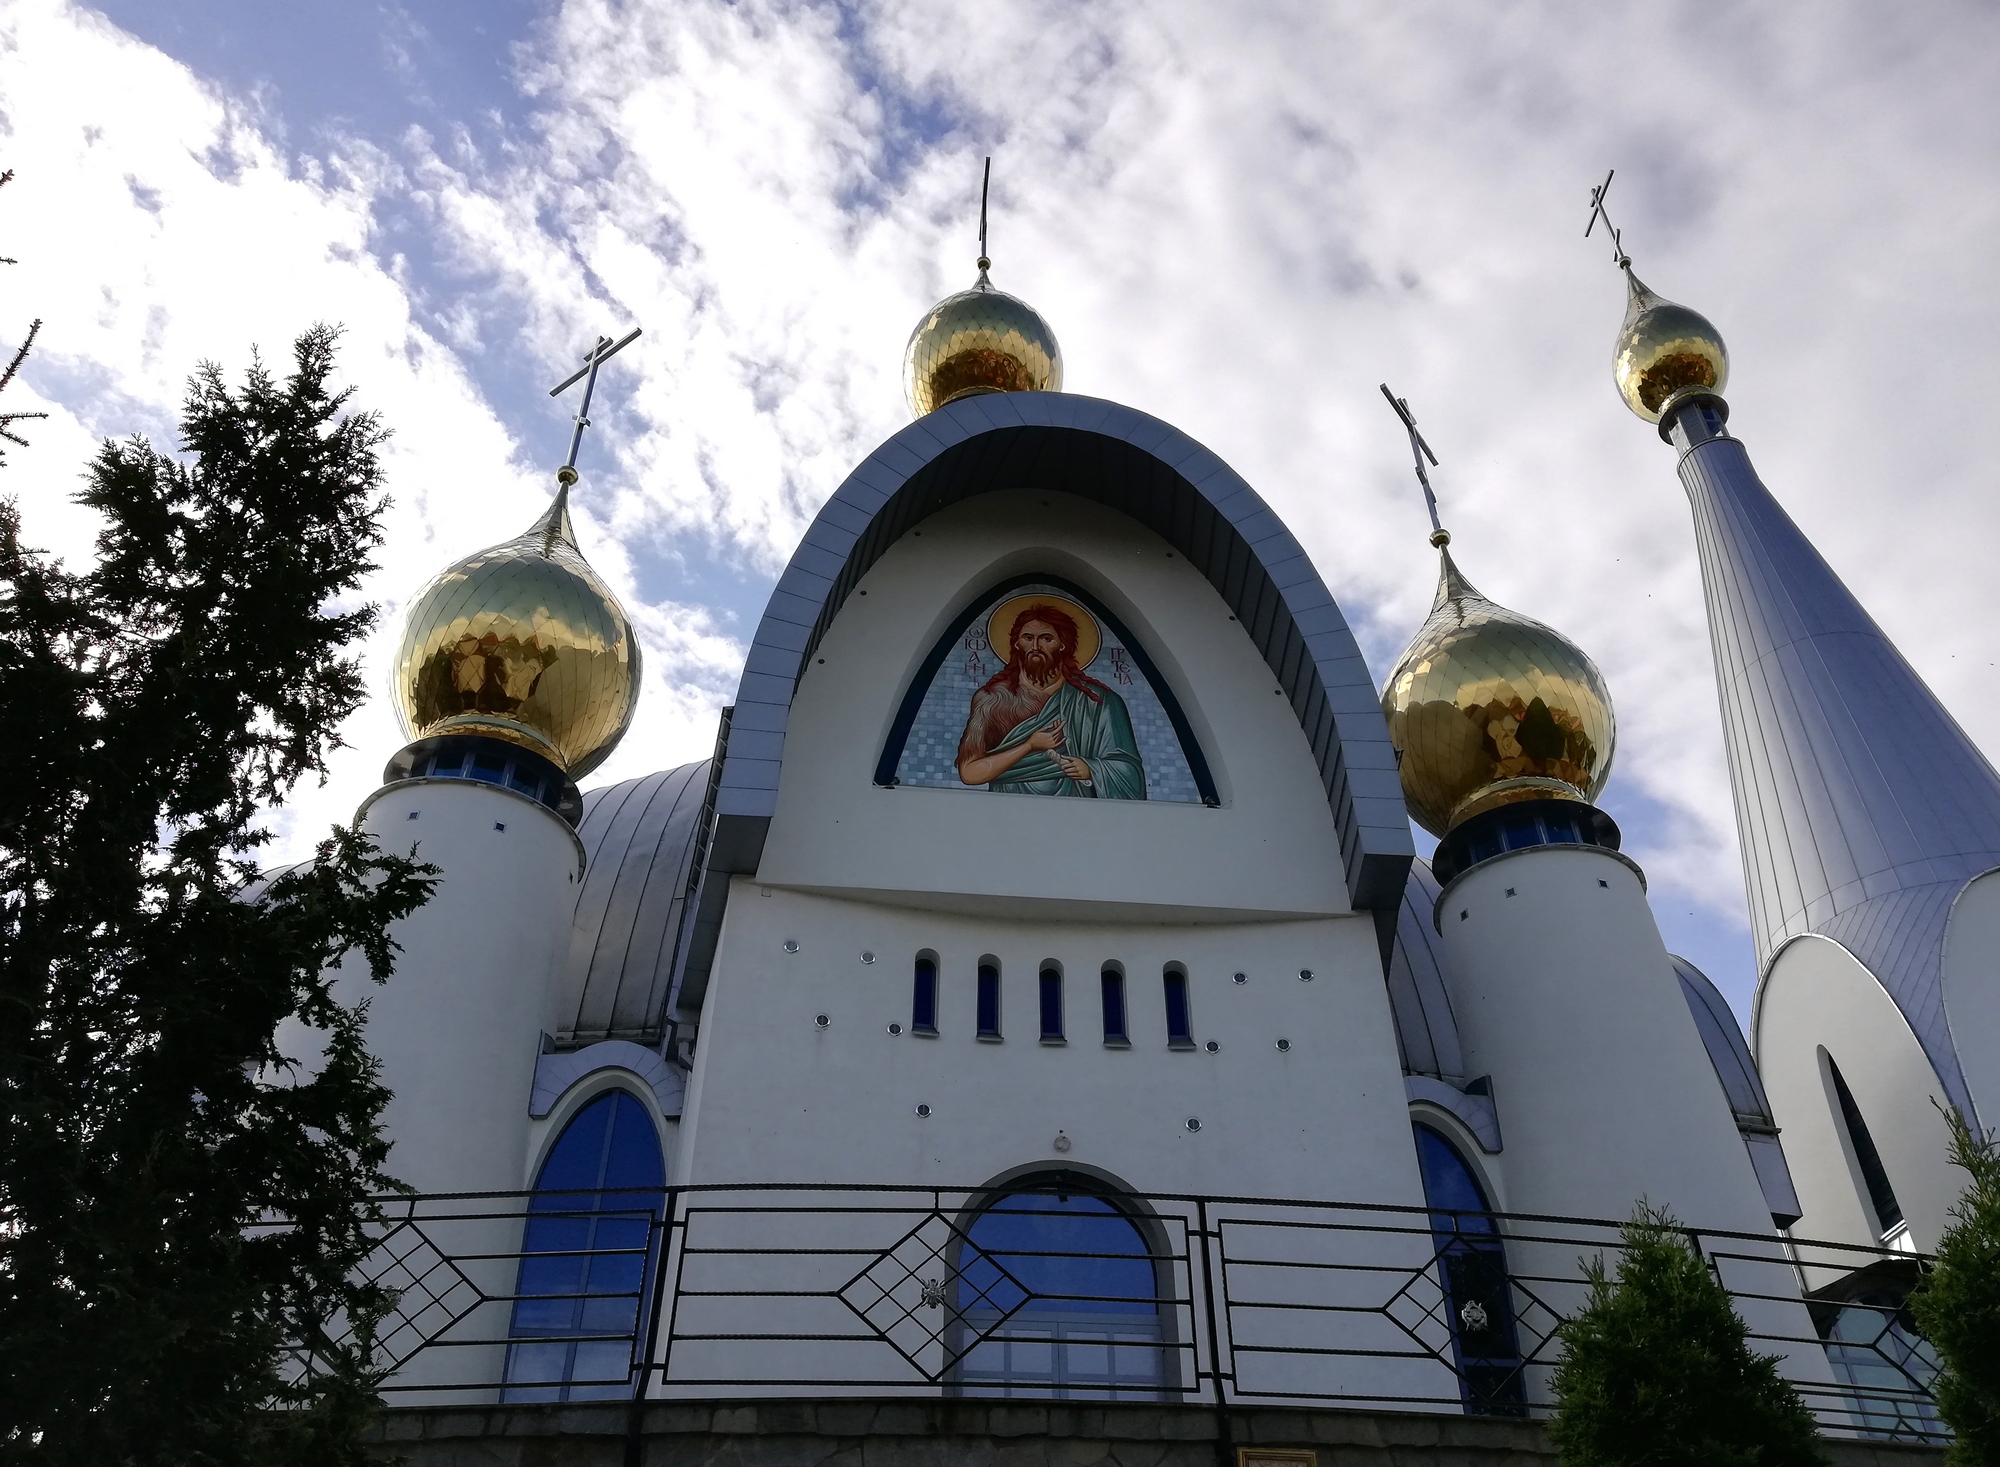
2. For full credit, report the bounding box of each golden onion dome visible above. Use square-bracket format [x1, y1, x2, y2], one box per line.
[1381, 539, 1615, 836]
[904, 265, 1062, 416]
[1614, 265, 1729, 424]
[390, 489, 639, 777]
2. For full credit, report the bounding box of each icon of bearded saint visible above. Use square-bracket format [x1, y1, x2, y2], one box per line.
[956, 602, 1147, 799]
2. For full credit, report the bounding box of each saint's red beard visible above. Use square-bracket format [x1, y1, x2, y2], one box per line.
[1020, 647, 1057, 680]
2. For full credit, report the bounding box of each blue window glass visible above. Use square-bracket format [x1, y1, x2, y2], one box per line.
[1101, 967, 1128, 1044]
[956, 1187, 1164, 1398]
[1040, 966, 1064, 1041]
[503, 1091, 666, 1402]
[1413, 1124, 1525, 1415]
[1502, 817, 1540, 851]
[1163, 969, 1192, 1047]
[472, 748, 507, 783]
[912, 957, 939, 1034]
[977, 962, 1002, 1039]
[1829, 1056, 1903, 1232]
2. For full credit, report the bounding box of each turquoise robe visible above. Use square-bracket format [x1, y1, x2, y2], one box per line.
[985, 680, 1147, 799]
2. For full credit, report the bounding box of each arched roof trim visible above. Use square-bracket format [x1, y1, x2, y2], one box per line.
[711, 391, 1413, 913]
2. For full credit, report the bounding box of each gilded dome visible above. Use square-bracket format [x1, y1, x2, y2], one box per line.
[1382, 544, 1615, 836]
[904, 267, 1062, 416]
[391, 490, 639, 777]
[1614, 265, 1729, 424]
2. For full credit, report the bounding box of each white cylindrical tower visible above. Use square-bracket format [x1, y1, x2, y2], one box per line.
[352, 775, 581, 1197]
[1384, 533, 1832, 1393]
[350, 486, 640, 1397]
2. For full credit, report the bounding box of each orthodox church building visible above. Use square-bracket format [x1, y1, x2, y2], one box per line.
[326, 218, 1988, 1411]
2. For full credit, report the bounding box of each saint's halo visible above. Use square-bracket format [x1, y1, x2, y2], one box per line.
[986, 592, 1100, 670]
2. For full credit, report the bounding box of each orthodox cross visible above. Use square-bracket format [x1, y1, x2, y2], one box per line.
[1584, 168, 1632, 268]
[977, 155, 993, 272]
[1379, 383, 1447, 546]
[548, 325, 643, 488]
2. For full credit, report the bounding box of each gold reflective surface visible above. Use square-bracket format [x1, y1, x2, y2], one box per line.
[904, 270, 1063, 416]
[1614, 266, 1729, 423]
[391, 491, 639, 776]
[1382, 548, 1615, 835]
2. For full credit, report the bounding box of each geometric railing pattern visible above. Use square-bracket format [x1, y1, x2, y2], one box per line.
[327, 1183, 1946, 1443]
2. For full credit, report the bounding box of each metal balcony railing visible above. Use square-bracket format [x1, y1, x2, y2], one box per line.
[299, 1181, 1945, 1442]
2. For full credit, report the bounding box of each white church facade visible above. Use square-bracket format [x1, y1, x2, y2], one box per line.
[320, 232, 1979, 1423]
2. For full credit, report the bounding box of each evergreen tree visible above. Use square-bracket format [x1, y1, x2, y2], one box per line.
[1549, 1204, 1823, 1467]
[1910, 1109, 2000, 1466]
[0, 326, 435, 1465]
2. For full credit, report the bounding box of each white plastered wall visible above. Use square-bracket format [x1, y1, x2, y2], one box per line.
[352, 777, 582, 1198]
[1438, 845, 1771, 1231]
[347, 775, 583, 1398]
[1439, 842, 1831, 1393]
[1758, 933, 1964, 1255]
[1942, 865, 2000, 1130]
[677, 884, 1415, 1203]
[752, 489, 1351, 921]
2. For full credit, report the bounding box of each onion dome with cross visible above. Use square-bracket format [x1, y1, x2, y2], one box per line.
[903, 158, 1063, 417]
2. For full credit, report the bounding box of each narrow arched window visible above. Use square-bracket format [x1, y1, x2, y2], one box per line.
[956, 1184, 1164, 1398]
[1162, 965, 1193, 1049]
[1040, 963, 1065, 1043]
[1412, 1123, 1525, 1416]
[1101, 964, 1129, 1046]
[503, 1090, 665, 1401]
[977, 958, 1002, 1040]
[1828, 1055, 1903, 1234]
[912, 953, 939, 1035]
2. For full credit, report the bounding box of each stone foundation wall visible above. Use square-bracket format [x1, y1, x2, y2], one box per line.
[366, 1399, 1946, 1467]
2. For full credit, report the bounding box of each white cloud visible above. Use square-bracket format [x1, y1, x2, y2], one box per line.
[8, 0, 2000, 1010]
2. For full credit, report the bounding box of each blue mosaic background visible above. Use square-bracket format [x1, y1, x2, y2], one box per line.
[893, 583, 1202, 803]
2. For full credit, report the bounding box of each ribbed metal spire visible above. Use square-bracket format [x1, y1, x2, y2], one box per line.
[1677, 425, 2000, 1120]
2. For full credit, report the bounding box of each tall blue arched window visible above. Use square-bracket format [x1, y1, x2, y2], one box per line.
[954, 1186, 1164, 1399]
[1413, 1123, 1525, 1416]
[503, 1090, 666, 1401]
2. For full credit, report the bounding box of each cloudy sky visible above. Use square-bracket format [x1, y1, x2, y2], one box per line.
[4, 0, 1998, 1024]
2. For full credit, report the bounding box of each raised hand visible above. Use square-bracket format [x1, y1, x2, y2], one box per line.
[1027, 718, 1066, 752]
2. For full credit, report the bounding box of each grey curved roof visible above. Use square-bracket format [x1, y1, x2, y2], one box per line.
[709, 390, 1413, 917]
[1672, 955, 1774, 1126]
[559, 760, 710, 1043]
[1679, 431, 2000, 1120]
[1386, 857, 1465, 1080]
[1672, 952, 1802, 1227]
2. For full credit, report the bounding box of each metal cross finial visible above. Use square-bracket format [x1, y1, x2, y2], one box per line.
[976, 156, 992, 272]
[1379, 383, 1448, 546]
[548, 325, 643, 488]
[1585, 168, 1631, 269]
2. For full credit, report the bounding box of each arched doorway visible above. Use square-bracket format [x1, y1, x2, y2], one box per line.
[1412, 1123, 1526, 1415]
[953, 1181, 1166, 1398]
[503, 1090, 665, 1401]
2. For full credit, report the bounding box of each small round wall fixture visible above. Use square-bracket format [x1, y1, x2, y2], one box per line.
[915, 1103, 932, 1118]
[887, 1022, 903, 1035]
[862, 951, 876, 965]
[1298, 968, 1315, 981]
[1232, 972, 1247, 985]
[1204, 1040, 1221, 1053]
[1053, 1131, 1072, 1153]
[1185, 1117, 1202, 1132]
[1276, 1038, 1292, 1052]
[783, 939, 800, 954]
[815, 1013, 830, 1028]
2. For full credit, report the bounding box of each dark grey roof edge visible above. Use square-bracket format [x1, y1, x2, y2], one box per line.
[710, 391, 1414, 915]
